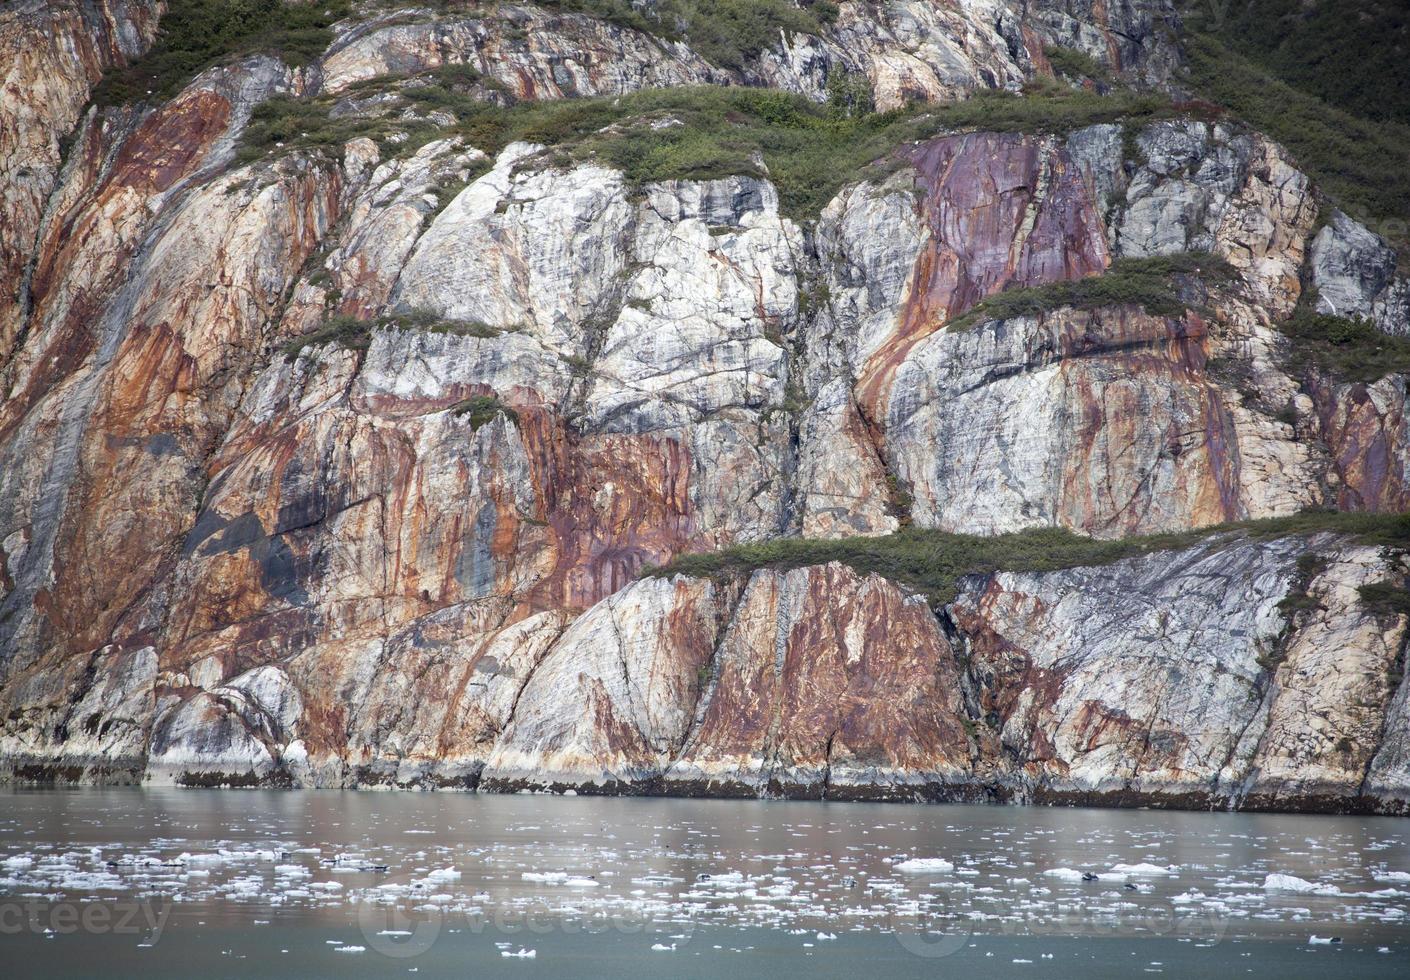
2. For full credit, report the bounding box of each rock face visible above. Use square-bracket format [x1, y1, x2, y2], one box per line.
[1310, 210, 1410, 336]
[0, 1, 1406, 813]
[660, 563, 977, 800]
[0, 0, 160, 356]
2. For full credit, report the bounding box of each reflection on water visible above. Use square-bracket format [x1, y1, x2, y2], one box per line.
[1, 788, 1407, 978]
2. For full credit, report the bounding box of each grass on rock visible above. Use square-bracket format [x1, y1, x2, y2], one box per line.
[646, 511, 1410, 604]
[280, 307, 505, 360]
[538, 0, 838, 70]
[96, 0, 350, 105]
[944, 254, 1234, 331]
[1276, 307, 1410, 384]
[239, 82, 1199, 221]
[451, 394, 519, 430]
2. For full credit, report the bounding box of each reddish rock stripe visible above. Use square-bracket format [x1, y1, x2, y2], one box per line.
[855, 131, 1109, 425]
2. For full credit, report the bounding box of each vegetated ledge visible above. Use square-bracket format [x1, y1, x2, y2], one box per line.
[1274, 294, 1410, 384]
[943, 253, 1234, 332]
[535, 0, 840, 72]
[237, 81, 1207, 221]
[279, 307, 508, 360]
[644, 510, 1410, 604]
[94, 0, 351, 106]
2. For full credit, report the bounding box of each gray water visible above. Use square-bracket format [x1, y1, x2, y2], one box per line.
[1, 789, 1407, 978]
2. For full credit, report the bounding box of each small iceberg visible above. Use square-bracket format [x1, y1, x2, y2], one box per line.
[894, 858, 954, 873]
[1109, 863, 1177, 876]
[1264, 873, 1338, 895]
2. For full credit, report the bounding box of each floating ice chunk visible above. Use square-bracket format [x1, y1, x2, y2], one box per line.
[220, 848, 278, 863]
[1374, 871, 1410, 883]
[1264, 874, 1339, 895]
[333, 945, 366, 953]
[426, 868, 461, 882]
[521, 872, 567, 884]
[1308, 936, 1341, 945]
[1110, 863, 1176, 876]
[2, 856, 33, 870]
[895, 858, 953, 873]
[694, 872, 746, 885]
[651, 943, 676, 951]
[501, 948, 536, 958]
[1043, 868, 1086, 881]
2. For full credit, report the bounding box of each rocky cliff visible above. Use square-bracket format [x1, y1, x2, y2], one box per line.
[0, 0, 1406, 813]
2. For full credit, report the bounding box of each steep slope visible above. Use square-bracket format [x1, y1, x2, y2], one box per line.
[0, 0, 1406, 812]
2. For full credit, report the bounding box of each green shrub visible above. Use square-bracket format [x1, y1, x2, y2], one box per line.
[392, 308, 505, 338]
[280, 307, 508, 360]
[1043, 45, 1112, 85]
[536, 0, 836, 70]
[1277, 553, 1329, 614]
[1275, 304, 1410, 384]
[451, 394, 519, 431]
[646, 511, 1410, 604]
[96, 0, 350, 106]
[945, 254, 1235, 331]
[279, 313, 372, 360]
[1359, 581, 1410, 618]
[1180, 0, 1410, 127]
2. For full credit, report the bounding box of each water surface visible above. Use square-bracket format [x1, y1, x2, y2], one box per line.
[2, 788, 1407, 977]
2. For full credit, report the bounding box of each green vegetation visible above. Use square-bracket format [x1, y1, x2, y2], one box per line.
[945, 254, 1234, 331]
[240, 82, 1191, 220]
[1359, 581, 1410, 618]
[1180, 18, 1410, 249]
[237, 96, 387, 164]
[1182, 0, 1409, 126]
[645, 511, 1410, 605]
[96, 0, 350, 106]
[1277, 553, 1329, 614]
[389, 307, 505, 339]
[1043, 45, 1111, 86]
[451, 394, 519, 430]
[538, 0, 838, 70]
[280, 307, 506, 360]
[279, 313, 372, 360]
[1274, 302, 1410, 384]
